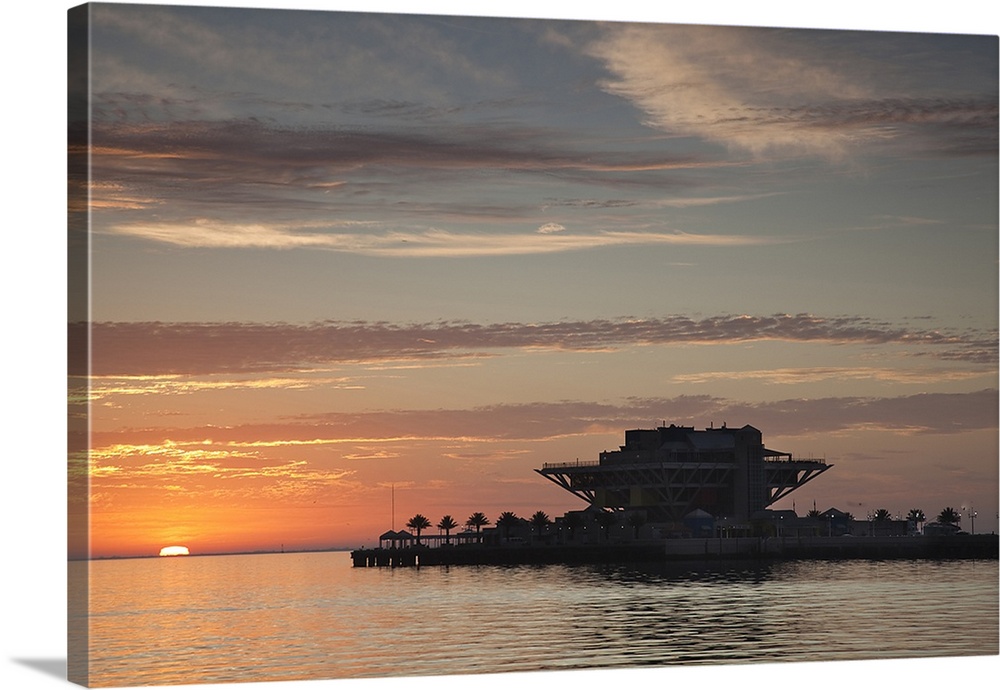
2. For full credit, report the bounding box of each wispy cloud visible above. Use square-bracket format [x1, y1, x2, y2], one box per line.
[85, 117, 733, 234]
[587, 24, 998, 160]
[87, 373, 364, 400]
[90, 6, 517, 118]
[90, 119, 705, 184]
[537, 222, 566, 234]
[707, 389, 999, 436]
[671, 366, 994, 385]
[542, 192, 782, 212]
[76, 314, 998, 376]
[89, 439, 357, 499]
[78, 112, 754, 264]
[109, 220, 783, 255]
[87, 390, 999, 456]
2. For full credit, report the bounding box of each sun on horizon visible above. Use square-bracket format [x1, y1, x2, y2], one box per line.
[159, 545, 190, 557]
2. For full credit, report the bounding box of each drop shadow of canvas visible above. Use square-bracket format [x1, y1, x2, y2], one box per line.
[13, 658, 66, 680]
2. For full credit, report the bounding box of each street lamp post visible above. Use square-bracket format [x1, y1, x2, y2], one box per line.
[965, 506, 977, 534]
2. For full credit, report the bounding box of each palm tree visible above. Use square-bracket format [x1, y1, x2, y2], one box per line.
[529, 510, 551, 539]
[873, 508, 892, 521]
[406, 514, 432, 545]
[437, 515, 458, 545]
[466, 512, 490, 543]
[496, 511, 520, 542]
[937, 507, 961, 526]
[806, 500, 821, 519]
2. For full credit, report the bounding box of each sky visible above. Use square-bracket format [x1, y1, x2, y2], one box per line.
[65, 0, 998, 559]
[0, 3, 995, 690]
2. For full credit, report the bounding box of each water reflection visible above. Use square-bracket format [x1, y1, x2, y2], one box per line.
[584, 558, 779, 585]
[83, 552, 999, 686]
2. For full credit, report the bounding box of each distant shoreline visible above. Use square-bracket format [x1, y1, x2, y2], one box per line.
[73, 533, 1000, 563]
[74, 546, 353, 562]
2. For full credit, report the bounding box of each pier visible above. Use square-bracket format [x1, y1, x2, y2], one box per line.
[351, 533, 999, 568]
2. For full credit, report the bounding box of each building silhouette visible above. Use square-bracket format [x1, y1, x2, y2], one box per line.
[536, 424, 830, 525]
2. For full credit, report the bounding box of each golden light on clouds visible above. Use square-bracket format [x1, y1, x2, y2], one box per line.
[670, 366, 996, 386]
[109, 221, 784, 256]
[86, 373, 365, 401]
[70, 6, 1000, 561]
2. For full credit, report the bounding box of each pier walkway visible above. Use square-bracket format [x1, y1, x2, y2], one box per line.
[351, 533, 998, 567]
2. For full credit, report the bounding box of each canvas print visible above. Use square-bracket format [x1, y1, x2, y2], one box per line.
[68, 2, 998, 687]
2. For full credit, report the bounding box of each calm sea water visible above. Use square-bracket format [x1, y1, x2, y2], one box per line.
[72, 551, 998, 687]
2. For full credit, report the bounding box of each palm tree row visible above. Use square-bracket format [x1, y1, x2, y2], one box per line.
[401, 511, 496, 545]
[402, 510, 563, 545]
[801, 506, 952, 526]
[405, 505, 967, 546]
[863, 507, 959, 526]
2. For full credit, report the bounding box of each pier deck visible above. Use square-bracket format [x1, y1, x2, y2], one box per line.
[351, 534, 998, 567]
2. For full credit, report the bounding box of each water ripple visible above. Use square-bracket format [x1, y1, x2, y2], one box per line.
[80, 554, 998, 686]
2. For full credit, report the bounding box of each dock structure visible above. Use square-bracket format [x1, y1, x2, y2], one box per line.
[353, 547, 421, 568]
[352, 543, 671, 567]
[350, 534, 999, 568]
[536, 424, 829, 524]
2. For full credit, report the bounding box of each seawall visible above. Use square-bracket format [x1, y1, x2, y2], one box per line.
[351, 534, 998, 567]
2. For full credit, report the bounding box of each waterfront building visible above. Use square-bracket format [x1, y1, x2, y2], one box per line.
[923, 522, 962, 537]
[818, 507, 854, 536]
[536, 424, 831, 526]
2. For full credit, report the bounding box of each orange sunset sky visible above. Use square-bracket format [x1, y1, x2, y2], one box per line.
[67, 1, 998, 560]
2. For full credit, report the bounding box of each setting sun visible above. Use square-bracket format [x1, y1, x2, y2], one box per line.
[158, 545, 190, 557]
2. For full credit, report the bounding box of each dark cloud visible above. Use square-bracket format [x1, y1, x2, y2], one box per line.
[544, 197, 640, 209]
[77, 314, 998, 376]
[338, 97, 528, 121]
[90, 118, 699, 184]
[693, 389, 999, 437]
[84, 118, 712, 223]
